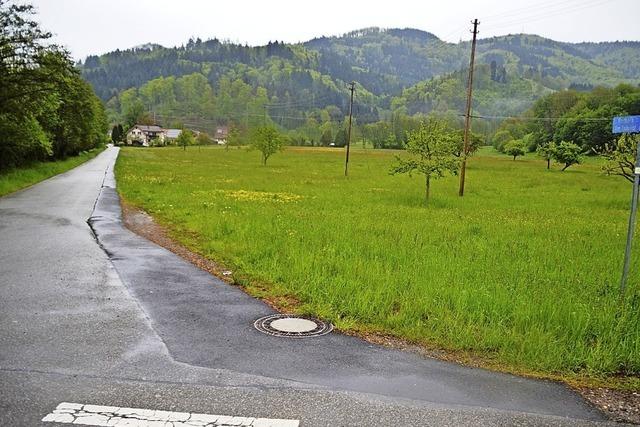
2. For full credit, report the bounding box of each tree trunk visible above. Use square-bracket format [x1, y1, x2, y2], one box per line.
[425, 175, 430, 203]
[562, 163, 570, 171]
[263, 154, 267, 166]
[513, 155, 516, 160]
[547, 159, 550, 169]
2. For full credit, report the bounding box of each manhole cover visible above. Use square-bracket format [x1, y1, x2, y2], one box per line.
[254, 314, 333, 338]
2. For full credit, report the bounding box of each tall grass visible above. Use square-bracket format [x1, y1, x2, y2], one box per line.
[0, 148, 104, 197]
[116, 146, 640, 381]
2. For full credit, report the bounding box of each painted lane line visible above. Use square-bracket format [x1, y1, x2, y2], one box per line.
[42, 402, 300, 427]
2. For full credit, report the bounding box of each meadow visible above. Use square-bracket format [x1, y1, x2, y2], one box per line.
[115, 145, 640, 386]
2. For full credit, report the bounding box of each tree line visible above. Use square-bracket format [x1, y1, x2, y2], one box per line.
[114, 71, 491, 153]
[0, 0, 107, 171]
[492, 84, 640, 154]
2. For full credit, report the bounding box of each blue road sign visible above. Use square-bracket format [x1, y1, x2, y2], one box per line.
[613, 115, 640, 134]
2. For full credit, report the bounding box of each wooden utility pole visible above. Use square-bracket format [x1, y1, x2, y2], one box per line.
[345, 81, 356, 176]
[458, 19, 479, 197]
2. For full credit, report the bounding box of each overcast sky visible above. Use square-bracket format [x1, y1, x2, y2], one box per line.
[31, 0, 640, 60]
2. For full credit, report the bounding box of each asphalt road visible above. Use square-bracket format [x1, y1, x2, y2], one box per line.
[0, 146, 624, 426]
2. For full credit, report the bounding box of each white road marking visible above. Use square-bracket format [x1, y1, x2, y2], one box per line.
[42, 402, 299, 427]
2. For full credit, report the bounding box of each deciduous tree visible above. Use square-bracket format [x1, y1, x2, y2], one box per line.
[492, 130, 513, 152]
[601, 134, 639, 182]
[553, 141, 582, 171]
[390, 119, 459, 203]
[453, 129, 483, 158]
[333, 128, 347, 147]
[196, 132, 212, 146]
[176, 128, 194, 150]
[251, 125, 284, 165]
[0, 1, 107, 169]
[320, 129, 333, 147]
[536, 141, 556, 169]
[504, 140, 526, 160]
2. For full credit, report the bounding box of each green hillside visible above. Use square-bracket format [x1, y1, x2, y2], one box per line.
[574, 41, 640, 80]
[80, 28, 640, 134]
[391, 64, 554, 118]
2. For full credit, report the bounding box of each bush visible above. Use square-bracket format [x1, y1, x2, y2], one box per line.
[492, 130, 513, 152]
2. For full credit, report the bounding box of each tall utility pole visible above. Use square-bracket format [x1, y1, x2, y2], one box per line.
[345, 81, 356, 177]
[458, 19, 479, 197]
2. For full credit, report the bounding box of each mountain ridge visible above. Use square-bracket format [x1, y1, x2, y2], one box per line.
[80, 27, 640, 128]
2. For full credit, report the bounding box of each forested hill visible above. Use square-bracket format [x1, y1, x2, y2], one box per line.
[573, 41, 640, 79]
[80, 27, 640, 128]
[302, 28, 462, 95]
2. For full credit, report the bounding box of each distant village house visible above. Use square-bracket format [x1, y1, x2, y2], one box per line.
[126, 125, 165, 146]
[124, 124, 223, 146]
[214, 126, 229, 144]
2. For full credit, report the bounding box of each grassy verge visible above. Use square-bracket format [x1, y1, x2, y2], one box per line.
[115, 145, 639, 389]
[0, 147, 105, 197]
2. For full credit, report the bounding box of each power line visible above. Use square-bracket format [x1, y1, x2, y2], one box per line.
[440, 23, 473, 42]
[154, 111, 304, 121]
[484, 0, 610, 31]
[265, 98, 331, 108]
[469, 114, 613, 122]
[480, 0, 590, 21]
[265, 94, 334, 108]
[440, 1, 597, 42]
[153, 110, 616, 128]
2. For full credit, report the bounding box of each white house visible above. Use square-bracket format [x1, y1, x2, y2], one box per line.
[126, 125, 166, 146]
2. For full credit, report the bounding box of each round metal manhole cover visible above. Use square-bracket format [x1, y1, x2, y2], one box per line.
[254, 314, 333, 338]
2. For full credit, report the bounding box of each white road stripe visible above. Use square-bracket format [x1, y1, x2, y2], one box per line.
[42, 402, 299, 427]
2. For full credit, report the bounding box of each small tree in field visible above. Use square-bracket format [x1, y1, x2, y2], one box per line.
[251, 125, 284, 165]
[601, 134, 639, 183]
[553, 140, 582, 171]
[453, 129, 483, 158]
[390, 120, 459, 203]
[196, 132, 212, 146]
[176, 129, 194, 151]
[504, 140, 526, 160]
[536, 141, 556, 169]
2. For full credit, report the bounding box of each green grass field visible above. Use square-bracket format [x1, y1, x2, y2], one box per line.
[0, 148, 105, 197]
[115, 145, 640, 386]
